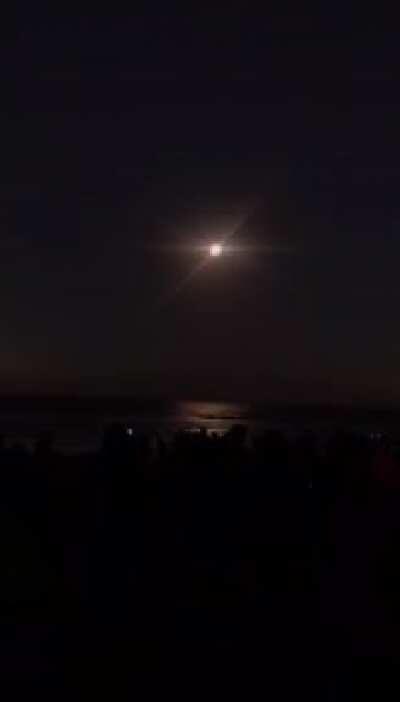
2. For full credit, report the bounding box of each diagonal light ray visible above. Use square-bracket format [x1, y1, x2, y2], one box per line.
[154, 256, 210, 311]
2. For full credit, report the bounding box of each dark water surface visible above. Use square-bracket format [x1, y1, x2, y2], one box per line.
[1, 399, 400, 453]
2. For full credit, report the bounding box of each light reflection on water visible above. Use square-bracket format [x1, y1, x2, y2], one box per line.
[176, 401, 249, 421]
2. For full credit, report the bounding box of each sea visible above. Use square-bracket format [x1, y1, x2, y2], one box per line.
[1, 399, 400, 454]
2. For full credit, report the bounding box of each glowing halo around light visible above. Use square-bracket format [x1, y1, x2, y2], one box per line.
[209, 243, 223, 257]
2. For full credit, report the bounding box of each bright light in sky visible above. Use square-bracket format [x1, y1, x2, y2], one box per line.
[210, 243, 223, 257]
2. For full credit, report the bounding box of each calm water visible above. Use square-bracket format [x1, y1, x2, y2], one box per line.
[1, 400, 400, 453]
[0, 401, 249, 453]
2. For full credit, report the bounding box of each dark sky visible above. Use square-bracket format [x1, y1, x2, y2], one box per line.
[1, 7, 399, 401]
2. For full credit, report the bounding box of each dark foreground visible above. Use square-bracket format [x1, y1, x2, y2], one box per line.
[1, 425, 400, 698]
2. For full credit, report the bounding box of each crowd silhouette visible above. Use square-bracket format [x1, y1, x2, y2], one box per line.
[0, 423, 400, 697]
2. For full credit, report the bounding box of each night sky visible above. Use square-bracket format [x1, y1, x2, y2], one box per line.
[1, 8, 399, 402]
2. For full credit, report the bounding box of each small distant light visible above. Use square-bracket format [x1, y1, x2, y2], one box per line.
[127, 428, 133, 437]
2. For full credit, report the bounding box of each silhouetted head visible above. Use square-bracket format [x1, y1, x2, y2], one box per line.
[102, 422, 135, 462]
[225, 424, 247, 449]
[34, 431, 55, 458]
